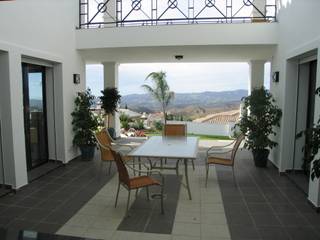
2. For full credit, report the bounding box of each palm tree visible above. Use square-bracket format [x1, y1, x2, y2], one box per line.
[142, 71, 174, 125]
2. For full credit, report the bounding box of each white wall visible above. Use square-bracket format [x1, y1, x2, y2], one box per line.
[76, 23, 278, 49]
[168, 121, 234, 137]
[270, 0, 320, 207]
[270, 0, 320, 171]
[80, 45, 276, 64]
[0, 0, 85, 188]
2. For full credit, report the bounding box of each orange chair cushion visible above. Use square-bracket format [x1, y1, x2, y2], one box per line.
[208, 157, 233, 166]
[129, 176, 160, 189]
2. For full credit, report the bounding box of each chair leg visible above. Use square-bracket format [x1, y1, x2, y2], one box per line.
[146, 186, 150, 201]
[165, 158, 167, 164]
[115, 181, 120, 208]
[126, 190, 131, 217]
[108, 161, 112, 175]
[205, 163, 209, 188]
[99, 161, 103, 179]
[160, 184, 164, 214]
[133, 158, 136, 176]
[191, 159, 195, 171]
[135, 189, 139, 198]
[232, 167, 236, 186]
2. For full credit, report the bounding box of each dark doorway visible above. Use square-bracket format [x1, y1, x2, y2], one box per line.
[303, 60, 317, 175]
[289, 59, 318, 194]
[22, 63, 49, 171]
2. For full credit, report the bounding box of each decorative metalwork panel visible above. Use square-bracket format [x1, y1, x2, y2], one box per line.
[79, 0, 277, 28]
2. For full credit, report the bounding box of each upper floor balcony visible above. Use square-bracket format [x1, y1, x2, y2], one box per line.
[79, 0, 277, 29]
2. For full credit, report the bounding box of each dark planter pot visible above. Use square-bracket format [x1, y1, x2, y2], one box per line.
[252, 149, 270, 168]
[108, 127, 116, 140]
[80, 145, 95, 161]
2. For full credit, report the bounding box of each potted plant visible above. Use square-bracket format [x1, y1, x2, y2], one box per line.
[235, 87, 282, 167]
[100, 87, 121, 139]
[71, 89, 98, 160]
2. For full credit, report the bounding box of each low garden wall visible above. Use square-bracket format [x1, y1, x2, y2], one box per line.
[167, 120, 235, 137]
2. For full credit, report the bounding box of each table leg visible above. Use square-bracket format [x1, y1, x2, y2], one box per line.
[138, 157, 141, 176]
[184, 158, 192, 200]
[175, 159, 180, 176]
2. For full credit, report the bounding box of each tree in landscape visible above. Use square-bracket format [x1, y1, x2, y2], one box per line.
[142, 71, 174, 125]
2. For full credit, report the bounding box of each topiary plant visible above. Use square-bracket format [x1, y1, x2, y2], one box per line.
[100, 87, 121, 137]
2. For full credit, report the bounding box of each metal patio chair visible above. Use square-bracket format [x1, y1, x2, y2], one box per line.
[95, 128, 134, 175]
[110, 149, 164, 217]
[163, 123, 187, 137]
[205, 134, 245, 187]
[163, 123, 195, 170]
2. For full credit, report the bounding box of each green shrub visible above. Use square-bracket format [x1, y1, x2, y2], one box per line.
[154, 120, 163, 131]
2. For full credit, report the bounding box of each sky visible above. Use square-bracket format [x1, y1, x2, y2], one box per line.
[86, 62, 270, 97]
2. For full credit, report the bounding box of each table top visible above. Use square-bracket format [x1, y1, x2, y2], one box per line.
[128, 136, 199, 159]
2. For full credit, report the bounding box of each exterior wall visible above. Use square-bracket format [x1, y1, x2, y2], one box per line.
[0, 0, 85, 188]
[269, 0, 320, 206]
[168, 121, 234, 137]
[270, 0, 320, 171]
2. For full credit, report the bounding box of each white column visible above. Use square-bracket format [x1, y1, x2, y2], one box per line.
[103, 62, 120, 137]
[249, 60, 266, 94]
[0, 51, 28, 189]
[103, 0, 116, 27]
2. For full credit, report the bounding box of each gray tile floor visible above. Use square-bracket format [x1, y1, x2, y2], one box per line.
[216, 150, 320, 240]
[117, 174, 182, 234]
[0, 139, 319, 240]
[0, 154, 115, 235]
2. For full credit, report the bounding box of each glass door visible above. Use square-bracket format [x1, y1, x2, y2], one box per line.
[22, 63, 49, 170]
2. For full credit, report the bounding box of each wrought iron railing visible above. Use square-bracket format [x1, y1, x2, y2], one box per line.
[79, 0, 277, 29]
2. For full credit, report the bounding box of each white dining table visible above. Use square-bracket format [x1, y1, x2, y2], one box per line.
[128, 136, 199, 200]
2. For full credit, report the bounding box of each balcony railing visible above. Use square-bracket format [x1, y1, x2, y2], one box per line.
[79, 0, 277, 29]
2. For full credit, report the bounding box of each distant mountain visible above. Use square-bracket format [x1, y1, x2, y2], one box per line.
[30, 99, 43, 110]
[120, 90, 247, 114]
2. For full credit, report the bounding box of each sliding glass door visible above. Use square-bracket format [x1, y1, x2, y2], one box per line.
[22, 63, 49, 170]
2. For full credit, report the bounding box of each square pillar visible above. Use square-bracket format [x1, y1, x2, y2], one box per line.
[102, 62, 120, 137]
[0, 51, 28, 189]
[249, 60, 266, 94]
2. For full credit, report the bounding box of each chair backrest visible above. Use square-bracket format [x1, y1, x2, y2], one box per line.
[95, 129, 113, 160]
[230, 134, 245, 165]
[110, 149, 130, 188]
[163, 124, 187, 137]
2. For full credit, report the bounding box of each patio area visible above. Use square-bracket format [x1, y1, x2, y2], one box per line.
[0, 139, 319, 240]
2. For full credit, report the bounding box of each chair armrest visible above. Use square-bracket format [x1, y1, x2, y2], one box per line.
[207, 141, 235, 152]
[207, 149, 233, 158]
[125, 162, 164, 184]
[112, 143, 134, 150]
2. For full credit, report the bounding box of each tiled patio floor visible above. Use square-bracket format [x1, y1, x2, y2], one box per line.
[0, 139, 319, 240]
[216, 149, 320, 240]
[0, 155, 116, 234]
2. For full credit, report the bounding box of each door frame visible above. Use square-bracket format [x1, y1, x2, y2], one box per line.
[22, 63, 49, 171]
